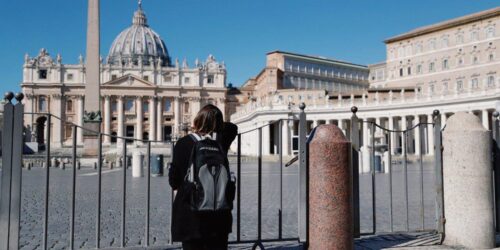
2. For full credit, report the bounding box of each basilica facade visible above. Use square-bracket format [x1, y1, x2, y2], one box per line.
[21, 5, 227, 147]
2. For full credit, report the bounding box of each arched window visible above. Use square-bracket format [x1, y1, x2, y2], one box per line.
[471, 30, 479, 41]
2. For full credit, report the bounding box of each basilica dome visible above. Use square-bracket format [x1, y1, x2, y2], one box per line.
[107, 5, 171, 66]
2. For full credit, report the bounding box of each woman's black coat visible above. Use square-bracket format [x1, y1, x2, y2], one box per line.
[168, 122, 238, 242]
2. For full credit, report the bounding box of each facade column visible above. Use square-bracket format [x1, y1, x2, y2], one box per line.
[156, 97, 163, 141]
[262, 122, 270, 156]
[117, 96, 124, 145]
[24, 95, 35, 141]
[174, 97, 181, 136]
[219, 98, 226, 120]
[103, 95, 111, 144]
[51, 94, 63, 147]
[427, 114, 434, 155]
[149, 96, 156, 142]
[388, 116, 397, 154]
[136, 96, 143, 142]
[401, 115, 407, 155]
[482, 110, 490, 130]
[77, 95, 84, 145]
[441, 113, 447, 129]
[191, 97, 201, 125]
[414, 115, 421, 155]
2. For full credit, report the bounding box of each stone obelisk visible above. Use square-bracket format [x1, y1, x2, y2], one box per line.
[83, 0, 102, 156]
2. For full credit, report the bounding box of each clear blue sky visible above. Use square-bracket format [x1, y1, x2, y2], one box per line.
[0, 1, 498, 95]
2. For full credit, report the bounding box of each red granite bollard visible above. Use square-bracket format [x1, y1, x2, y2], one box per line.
[309, 125, 353, 250]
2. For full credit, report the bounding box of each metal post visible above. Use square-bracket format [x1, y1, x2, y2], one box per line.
[96, 133, 102, 248]
[492, 111, 500, 232]
[350, 107, 360, 237]
[433, 110, 444, 235]
[370, 121, 376, 233]
[43, 114, 51, 250]
[145, 141, 151, 247]
[0, 94, 14, 250]
[9, 94, 24, 250]
[257, 127, 262, 241]
[278, 119, 283, 240]
[403, 131, 409, 232]
[298, 103, 308, 243]
[419, 124, 425, 230]
[236, 134, 241, 242]
[121, 140, 127, 247]
[70, 126, 77, 249]
[388, 130, 393, 232]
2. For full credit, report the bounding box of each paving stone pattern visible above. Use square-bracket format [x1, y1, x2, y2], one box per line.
[1, 156, 438, 249]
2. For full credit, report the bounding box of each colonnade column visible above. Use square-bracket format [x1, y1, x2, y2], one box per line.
[427, 114, 434, 155]
[338, 119, 345, 136]
[174, 97, 180, 136]
[77, 95, 84, 145]
[414, 115, 421, 155]
[441, 113, 447, 129]
[282, 119, 291, 156]
[482, 110, 489, 130]
[388, 116, 397, 154]
[136, 96, 143, 142]
[191, 97, 201, 125]
[262, 122, 270, 155]
[149, 97, 156, 142]
[219, 98, 226, 120]
[401, 115, 407, 155]
[156, 97, 163, 142]
[117, 96, 124, 145]
[362, 118, 369, 148]
[103, 95, 111, 144]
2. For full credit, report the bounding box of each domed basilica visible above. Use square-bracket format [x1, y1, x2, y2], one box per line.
[21, 3, 227, 147]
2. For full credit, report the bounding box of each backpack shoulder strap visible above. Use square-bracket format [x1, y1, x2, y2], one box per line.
[190, 133, 202, 142]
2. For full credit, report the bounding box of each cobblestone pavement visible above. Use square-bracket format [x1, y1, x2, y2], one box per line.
[1, 155, 439, 249]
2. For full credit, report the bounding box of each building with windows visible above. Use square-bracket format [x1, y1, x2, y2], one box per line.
[230, 7, 500, 164]
[21, 4, 227, 147]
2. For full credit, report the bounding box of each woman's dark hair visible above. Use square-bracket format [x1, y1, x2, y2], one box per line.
[192, 104, 224, 135]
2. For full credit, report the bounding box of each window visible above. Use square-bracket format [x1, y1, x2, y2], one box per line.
[471, 30, 479, 41]
[125, 99, 134, 112]
[471, 78, 479, 89]
[456, 80, 464, 91]
[111, 101, 117, 112]
[143, 102, 149, 113]
[399, 68, 403, 77]
[416, 43, 423, 54]
[111, 75, 117, 80]
[429, 39, 436, 50]
[163, 76, 172, 83]
[442, 37, 449, 48]
[488, 75, 495, 88]
[417, 64, 422, 74]
[456, 34, 464, 44]
[429, 62, 435, 72]
[489, 54, 494, 62]
[405, 46, 412, 56]
[184, 102, 190, 113]
[39, 70, 47, 79]
[164, 99, 171, 111]
[407, 67, 411, 75]
[429, 84, 435, 94]
[487, 26, 495, 38]
[184, 77, 190, 84]
[66, 100, 73, 112]
[442, 59, 449, 70]
[442, 82, 448, 93]
[67, 74, 74, 81]
[473, 56, 479, 64]
[143, 75, 149, 82]
[458, 57, 464, 66]
[398, 47, 404, 58]
[38, 96, 47, 112]
[207, 75, 214, 84]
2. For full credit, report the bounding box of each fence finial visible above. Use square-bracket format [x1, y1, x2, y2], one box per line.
[433, 110, 440, 117]
[351, 106, 358, 114]
[4, 92, 14, 103]
[15, 93, 24, 102]
[493, 111, 499, 119]
[299, 102, 306, 110]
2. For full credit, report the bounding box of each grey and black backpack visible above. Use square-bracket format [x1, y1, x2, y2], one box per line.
[185, 133, 233, 212]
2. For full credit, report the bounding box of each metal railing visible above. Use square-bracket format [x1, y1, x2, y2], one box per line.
[349, 107, 444, 237]
[0, 92, 310, 249]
